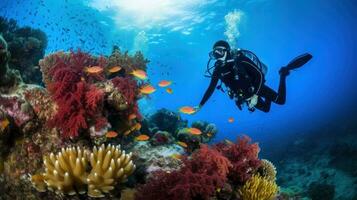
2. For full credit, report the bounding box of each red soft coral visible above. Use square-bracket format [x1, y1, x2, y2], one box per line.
[136, 145, 231, 200]
[214, 135, 262, 185]
[111, 76, 141, 119]
[47, 50, 107, 138]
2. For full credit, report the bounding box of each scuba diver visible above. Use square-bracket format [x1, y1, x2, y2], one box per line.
[197, 40, 312, 112]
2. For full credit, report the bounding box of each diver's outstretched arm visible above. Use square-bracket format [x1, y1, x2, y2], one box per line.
[199, 70, 219, 107]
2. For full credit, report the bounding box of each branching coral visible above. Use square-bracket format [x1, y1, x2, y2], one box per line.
[135, 145, 231, 200]
[40, 50, 107, 138]
[111, 77, 141, 119]
[214, 136, 261, 185]
[32, 144, 135, 197]
[238, 175, 278, 200]
[258, 159, 277, 182]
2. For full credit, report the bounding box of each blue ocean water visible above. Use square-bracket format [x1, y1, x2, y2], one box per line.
[1, 0, 356, 144]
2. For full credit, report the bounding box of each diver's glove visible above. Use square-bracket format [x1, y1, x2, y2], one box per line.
[193, 105, 202, 113]
[246, 94, 258, 109]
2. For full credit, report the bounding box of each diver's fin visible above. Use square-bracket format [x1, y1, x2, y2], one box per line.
[286, 53, 313, 70]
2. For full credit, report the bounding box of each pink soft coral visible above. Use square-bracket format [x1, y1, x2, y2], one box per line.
[47, 50, 107, 138]
[136, 145, 231, 200]
[214, 135, 262, 185]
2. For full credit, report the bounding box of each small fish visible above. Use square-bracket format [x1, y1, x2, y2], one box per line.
[224, 139, 234, 145]
[140, 85, 156, 94]
[135, 134, 150, 141]
[0, 118, 9, 131]
[187, 127, 202, 135]
[177, 141, 188, 148]
[84, 66, 103, 74]
[158, 80, 172, 87]
[108, 66, 122, 73]
[131, 69, 148, 80]
[124, 123, 142, 136]
[105, 131, 118, 138]
[179, 106, 196, 115]
[228, 117, 234, 123]
[128, 114, 137, 120]
[166, 88, 173, 94]
[207, 132, 213, 137]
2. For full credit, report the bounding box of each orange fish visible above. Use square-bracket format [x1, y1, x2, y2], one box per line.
[166, 88, 173, 94]
[131, 70, 148, 80]
[124, 123, 142, 136]
[140, 85, 156, 94]
[135, 134, 150, 141]
[228, 117, 234, 123]
[179, 106, 196, 115]
[177, 141, 188, 148]
[106, 131, 118, 138]
[158, 80, 172, 87]
[108, 66, 122, 73]
[134, 123, 142, 131]
[187, 127, 202, 135]
[85, 66, 103, 74]
[128, 114, 137, 120]
[171, 154, 183, 160]
[0, 118, 9, 131]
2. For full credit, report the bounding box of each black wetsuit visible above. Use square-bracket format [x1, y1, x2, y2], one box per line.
[199, 50, 287, 112]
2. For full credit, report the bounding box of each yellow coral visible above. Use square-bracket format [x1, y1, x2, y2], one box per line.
[259, 159, 277, 181]
[87, 144, 135, 197]
[31, 144, 135, 198]
[42, 146, 89, 195]
[239, 175, 279, 200]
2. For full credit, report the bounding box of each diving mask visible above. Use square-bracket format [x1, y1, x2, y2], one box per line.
[209, 46, 227, 60]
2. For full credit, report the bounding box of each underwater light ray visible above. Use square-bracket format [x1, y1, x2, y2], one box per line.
[87, 0, 218, 30]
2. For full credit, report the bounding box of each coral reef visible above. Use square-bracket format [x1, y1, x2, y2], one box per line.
[32, 144, 135, 198]
[239, 174, 279, 200]
[39, 50, 107, 138]
[148, 108, 187, 134]
[0, 16, 47, 84]
[136, 145, 231, 200]
[150, 131, 175, 146]
[215, 135, 262, 185]
[131, 141, 184, 174]
[191, 120, 218, 143]
[0, 34, 23, 93]
[107, 45, 149, 74]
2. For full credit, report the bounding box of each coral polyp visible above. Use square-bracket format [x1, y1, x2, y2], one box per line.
[42, 146, 89, 195]
[87, 144, 135, 198]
